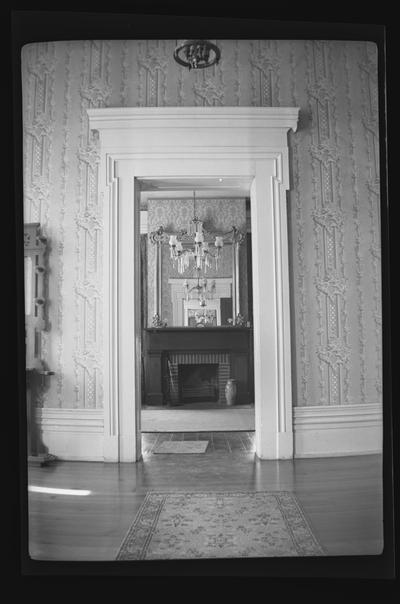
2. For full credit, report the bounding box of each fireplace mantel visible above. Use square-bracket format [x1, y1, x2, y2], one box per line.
[143, 327, 253, 406]
[145, 327, 250, 332]
[145, 326, 251, 334]
[144, 327, 252, 352]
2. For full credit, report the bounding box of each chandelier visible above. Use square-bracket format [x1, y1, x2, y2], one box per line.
[173, 39, 221, 70]
[148, 193, 245, 316]
[168, 192, 224, 275]
[183, 276, 216, 307]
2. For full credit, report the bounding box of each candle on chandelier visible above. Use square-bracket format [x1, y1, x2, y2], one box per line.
[215, 236, 223, 248]
[195, 232, 204, 243]
[169, 235, 177, 246]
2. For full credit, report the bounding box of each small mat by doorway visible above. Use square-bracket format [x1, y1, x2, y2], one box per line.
[116, 491, 325, 560]
[153, 440, 209, 454]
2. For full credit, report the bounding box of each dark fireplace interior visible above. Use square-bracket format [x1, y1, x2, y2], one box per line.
[178, 363, 219, 403]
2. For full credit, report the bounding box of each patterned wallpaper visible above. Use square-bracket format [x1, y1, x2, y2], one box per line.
[147, 198, 248, 325]
[21, 39, 381, 409]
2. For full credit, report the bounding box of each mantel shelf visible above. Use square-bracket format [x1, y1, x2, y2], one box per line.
[145, 326, 252, 333]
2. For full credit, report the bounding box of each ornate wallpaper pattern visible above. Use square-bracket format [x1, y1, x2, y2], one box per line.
[21, 40, 382, 408]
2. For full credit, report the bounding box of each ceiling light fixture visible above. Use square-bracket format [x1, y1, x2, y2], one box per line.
[168, 191, 225, 275]
[173, 39, 221, 70]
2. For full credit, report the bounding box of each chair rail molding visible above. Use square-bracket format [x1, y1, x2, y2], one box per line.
[88, 106, 300, 461]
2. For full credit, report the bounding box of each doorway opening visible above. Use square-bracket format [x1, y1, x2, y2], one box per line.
[138, 178, 255, 433]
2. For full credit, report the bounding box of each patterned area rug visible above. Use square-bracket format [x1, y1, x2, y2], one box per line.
[153, 441, 209, 454]
[116, 491, 325, 560]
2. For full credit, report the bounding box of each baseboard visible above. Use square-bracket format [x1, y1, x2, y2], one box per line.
[293, 403, 383, 458]
[35, 408, 104, 461]
[34, 403, 383, 461]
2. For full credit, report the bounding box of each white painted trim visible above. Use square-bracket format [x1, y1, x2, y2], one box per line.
[293, 403, 383, 457]
[294, 402, 382, 426]
[88, 106, 300, 461]
[140, 210, 148, 234]
[102, 158, 119, 462]
[141, 190, 250, 201]
[35, 408, 104, 461]
[35, 407, 104, 429]
[34, 402, 383, 460]
[250, 161, 294, 459]
[88, 106, 300, 128]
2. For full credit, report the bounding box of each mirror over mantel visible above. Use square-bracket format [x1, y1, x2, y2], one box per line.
[141, 194, 252, 329]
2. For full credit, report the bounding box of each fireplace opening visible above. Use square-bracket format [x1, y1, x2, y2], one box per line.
[178, 363, 219, 403]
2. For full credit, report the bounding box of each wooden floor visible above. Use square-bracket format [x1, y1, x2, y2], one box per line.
[27, 432, 384, 563]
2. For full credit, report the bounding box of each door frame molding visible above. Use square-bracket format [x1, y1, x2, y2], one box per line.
[88, 107, 300, 461]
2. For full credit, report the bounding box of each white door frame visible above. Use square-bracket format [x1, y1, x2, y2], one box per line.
[88, 107, 299, 461]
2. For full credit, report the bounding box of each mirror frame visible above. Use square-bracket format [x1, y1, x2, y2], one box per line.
[149, 225, 245, 327]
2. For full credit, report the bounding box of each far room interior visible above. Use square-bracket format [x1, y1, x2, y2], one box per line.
[139, 177, 255, 434]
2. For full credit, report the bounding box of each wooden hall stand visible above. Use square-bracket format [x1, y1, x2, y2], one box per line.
[24, 223, 55, 466]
